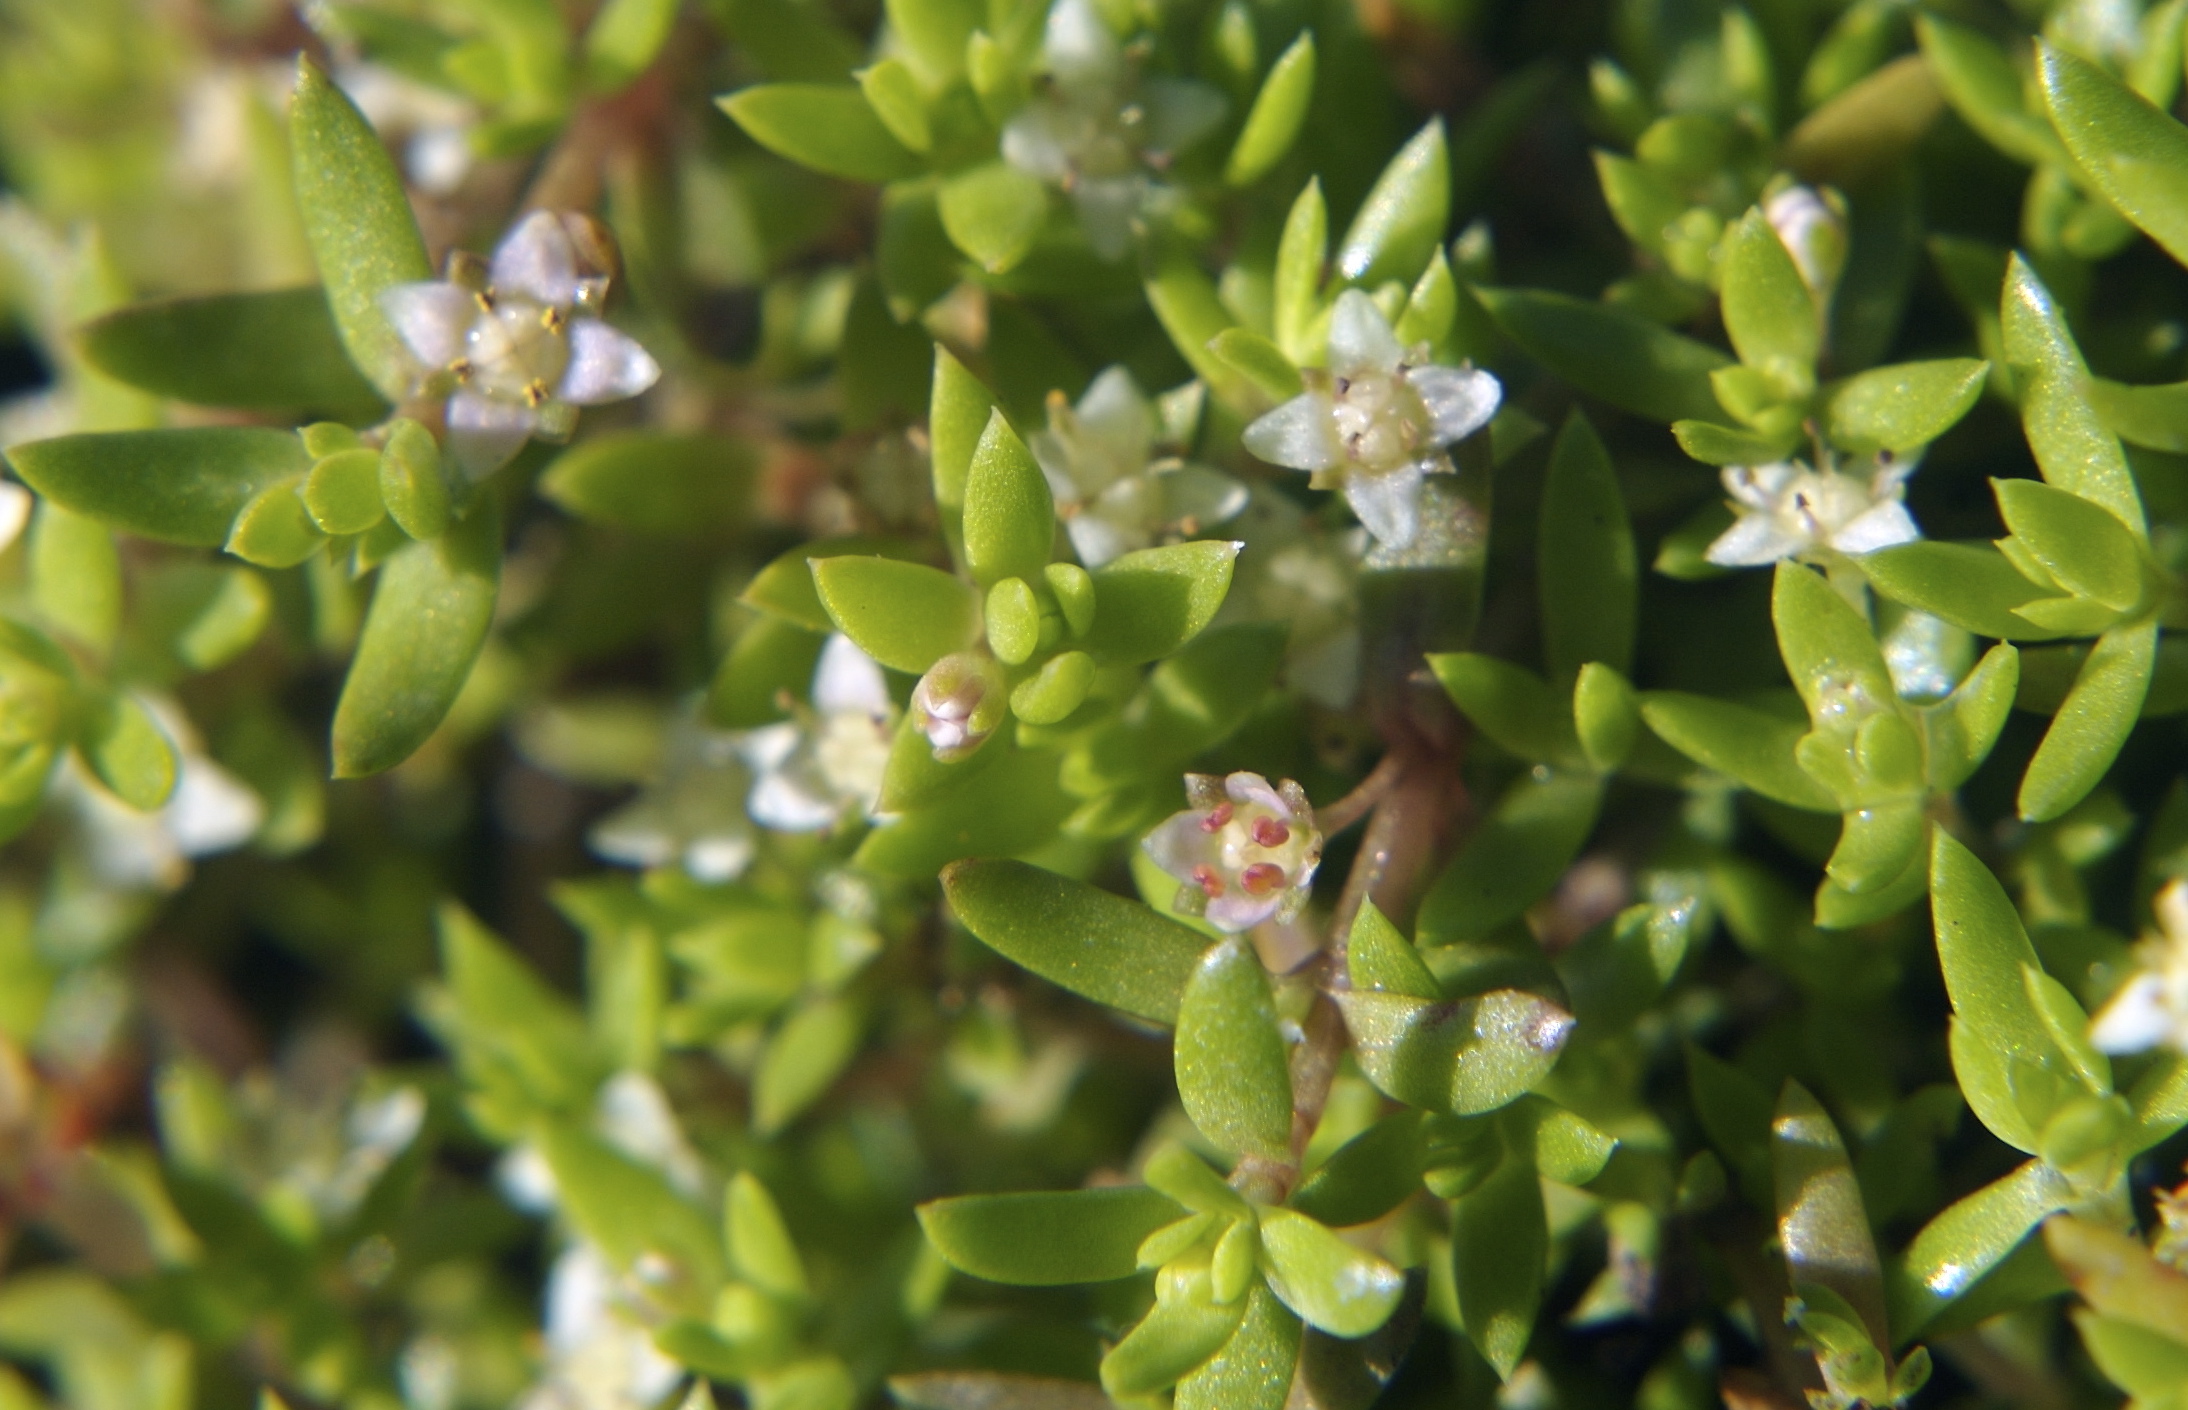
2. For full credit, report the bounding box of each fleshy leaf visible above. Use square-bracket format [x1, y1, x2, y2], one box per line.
[7, 429, 311, 547]
[1080, 542, 1240, 665]
[2001, 255, 2146, 537]
[1334, 119, 1449, 286]
[539, 434, 756, 535]
[2040, 45, 2188, 269]
[1639, 693, 1837, 810]
[1537, 411, 1635, 681]
[76, 288, 385, 415]
[1451, 1149, 1545, 1379]
[1335, 987, 1574, 1115]
[718, 84, 923, 181]
[1224, 33, 1316, 187]
[1823, 358, 1988, 455]
[810, 555, 982, 673]
[1174, 939, 1292, 1160]
[1257, 1208, 1405, 1337]
[2019, 621, 2157, 823]
[1175, 1283, 1301, 1410]
[962, 410, 1054, 587]
[1477, 287, 1731, 423]
[1415, 772, 1603, 940]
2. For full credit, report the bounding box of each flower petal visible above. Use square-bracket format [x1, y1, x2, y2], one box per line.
[1829, 500, 1920, 555]
[1072, 176, 1144, 261]
[1205, 891, 1285, 932]
[1407, 365, 1502, 445]
[812, 634, 891, 715]
[2092, 971, 2173, 1053]
[589, 799, 677, 869]
[1223, 772, 1286, 814]
[1067, 512, 1142, 568]
[1140, 78, 1227, 155]
[381, 281, 476, 368]
[1721, 461, 1796, 510]
[1001, 107, 1074, 183]
[490, 210, 580, 306]
[1143, 810, 1218, 881]
[446, 390, 537, 480]
[1327, 290, 1403, 378]
[0, 482, 31, 555]
[1242, 392, 1340, 471]
[683, 832, 755, 883]
[1031, 430, 1083, 505]
[1043, 0, 1122, 85]
[736, 722, 802, 772]
[165, 758, 263, 857]
[1158, 464, 1249, 528]
[1704, 511, 1806, 566]
[1076, 366, 1152, 445]
[558, 319, 661, 405]
[748, 768, 842, 832]
[1342, 462, 1425, 549]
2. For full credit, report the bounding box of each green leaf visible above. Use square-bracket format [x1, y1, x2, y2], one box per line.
[378, 419, 450, 540]
[753, 995, 862, 1133]
[1080, 542, 1239, 665]
[1538, 411, 1635, 681]
[582, 0, 679, 91]
[79, 693, 176, 811]
[919, 1187, 1184, 1285]
[942, 858, 1209, 1024]
[1416, 772, 1603, 941]
[1671, 419, 1800, 466]
[1774, 1082, 1890, 1351]
[429, 903, 601, 1123]
[1916, 14, 2063, 167]
[1174, 939, 1291, 1160]
[2047, 1217, 2188, 1348]
[1687, 1044, 1775, 1207]
[1506, 1095, 1617, 1185]
[6, 428, 311, 547]
[962, 410, 1054, 587]
[1593, 152, 1684, 258]
[1176, 1283, 1301, 1410]
[1823, 358, 1988, 455]
[1774, 561, 1898, 727]
[810, 555, 981, 673]
[1207, 329, 1303, 402]
[857, 739, 1071, 874]
[75, 288, 385, 414]
[1890, 1159, 2071, 1339]
[224, 479, 324, 569]
[1257, 1208, 1405, 1337]
[1348, 900, 1441, 999]
[290, 58, 434, 403]
[29, 505, 120, 654]
[1334, 118, 1449, 286]
[1145, 253, 1252, 409]
[539, 434, 757, 535]
[1993, 478, 2147, 613]
[2040, 45, 2188, 268]
[1477, 287, 1732, 423]
[717, 85, 923, 182]
[1451, 1150, 1545, 1379]
[1225, 33, 1316, 187]
[1289, 1112, 1428, 1226]
[1273, 180, 1327, 363]
[1639, 693, 1837, 810]
[2001, 255, 2146, 537]
[858, 57, 933, 152]
[1101, 1284, 1247, 1397]
[155, 564, 273, 671]
[1861, 541, 2069, 641]
[930, 346, 995, 561]
[1721, 208, 1819, 385]
[2019, 620, 2157, 822]
[1573, 663, 1641, 773]
[1336, 987, 1573, 1115]
[939, 163, 1048, 274]
[1427, 654, 1574, 765]
[1926, 644, 2019, 790]
[537, 1122, 727, 1298]
[303, 448, 385, 535]
[330, 498, 501, 777]
[740, 537, 926, 633]
[2087, 376, 2188, 450]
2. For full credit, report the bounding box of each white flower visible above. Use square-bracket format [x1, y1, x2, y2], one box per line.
[911, 652, 1008, 762]
[1763, 184, 1847, 306]
[737, 635, 897, 831]
[1143, 772, 1322, 932]
[1242, 291, 1501, 553]
[381, 211, 661, 481]
[1032, 367, 1245, 567]
[1703, 451, 1920, 567]
[517, 1242, 682, 1410]
[588, 703, 756, 883]
[2092, 880, 2188, 1054]
[1000, 0, 1226, 259]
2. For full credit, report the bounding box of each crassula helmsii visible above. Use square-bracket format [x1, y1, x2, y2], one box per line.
[1144, 771, 1322, 931]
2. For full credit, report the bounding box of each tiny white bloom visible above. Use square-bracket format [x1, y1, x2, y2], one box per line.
[1000, 0, 1226, 260]
[588, 702, 756, 883]
[57, 699, 262, 891]
[738, 635, 897, 831]
[518, 1242, 683, 1410]
[911, 652, 1008, 762]
[1143, 772, 1322, 932]
[1033, 367, 1245, 567]
[2092, 879, 2188, 1054]
[1242, 291, 1501, 553]
[1704, 450, 1921, 568]
[382, 211, 661, 481]
[1763, 184, 1847, 306]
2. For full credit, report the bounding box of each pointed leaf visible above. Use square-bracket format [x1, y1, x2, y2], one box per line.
[330, 497, 501, 777]
[539, 433, 757, 535]
[1176, 1283, 1301, 1410]
[1080, 542, 1239, 665]
[76, 287, 385, 414]
[1335, 987, 1573, 1115]
[1890, 1159, 2071, 1339]
[1862, 541, 2069, 641]
[718, 84, 923, 181]
[1774, 1081, 1889, 1351]
[1823, 358, 1988, 455]
[6, 428, 311, 546]
[1225, 34, 1317, 187]
[2001, 255, 2145, 537]
[2041, 45, 2188, 268]
[1639, 693, 1837, 810]
[79, 693, 176, 811]
[919, 1187, 1185, 1285]
[1538, 412, 1636, 680]
[1426, 654, 1574, 765]
[1477, 287, 1731, 423]
[2020, 621, 2156, 822]
[1721, 208, 1820, 382]
[1175, 939, 1292, 1159]
[1258, 1208, 1405, 1337]
[1416, 772, 1603, 940]
[1334, 119, 1448, 286]
[1452, 1151, 1545, 1378]
[810, 555, 981, 673]
[939, 163, 1048, 274]
[962, 409, 1053, 586]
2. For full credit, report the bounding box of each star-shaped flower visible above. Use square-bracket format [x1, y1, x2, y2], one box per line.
[738, 635, 897, 832]
[1703, 451, 1920, 568]
[2091, 879, 2188, 1055]
[588, 703, 756, 883]
[1032, 366, 1245, 567]
[1143, 772, 1322, 932]
[1001, 0, 1226, 260]
[381, 211, 661, 481]
[1241, 290, 1501, 552]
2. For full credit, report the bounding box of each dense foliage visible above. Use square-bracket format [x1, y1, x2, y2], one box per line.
[15, 0, 2188, 1404]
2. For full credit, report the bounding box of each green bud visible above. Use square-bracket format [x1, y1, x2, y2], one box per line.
[1009, 649, 1095, 724]
[985, 576, 1041, 664]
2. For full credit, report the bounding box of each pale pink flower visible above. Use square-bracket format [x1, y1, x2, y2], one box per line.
[1143, 772, 1321, 932]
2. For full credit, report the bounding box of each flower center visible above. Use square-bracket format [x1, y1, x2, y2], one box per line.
[464, 295, 571, 406]
[1330, 371, 1427, 475]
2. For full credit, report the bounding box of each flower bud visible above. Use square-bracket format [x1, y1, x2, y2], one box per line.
[1143, 771, 1321, 932]
[912, 652, 1009, 761]
[1764, 183, 1847, 307]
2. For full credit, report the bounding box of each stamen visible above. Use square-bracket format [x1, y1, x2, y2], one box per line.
[449, 358, 474, 383]
[1240, 863, 1285, 895]
[541, 306, 566, 332]
[1251, 817, 1290, 848]
[1199, 803, 1234, 833]
[524, 380, 550, 407]
[1192, 865, 1226, 899]
[474, 291, 496, 313]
